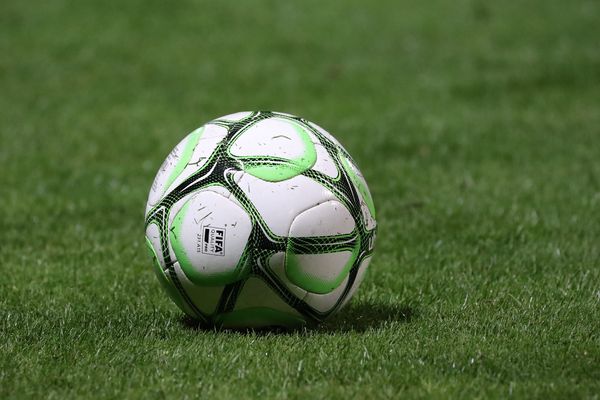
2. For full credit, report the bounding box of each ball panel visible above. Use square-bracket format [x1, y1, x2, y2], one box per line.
[303, 275, 349, 313]
[236, 173, 335, 237]
[173, 261, 223, 316]
[214, 111, 253, 122]
[169, 190, 252, 286]
[216, 277, 306, 328]
[234, 277, 303, 315]
[229, 118, 317, 182]
[288, 200, 355, 237]
[312, 143, 339, 179]
[307, 121, 342, 147]
[267, 252, 307, 300]
[145, 222, 165, 268]
[163, 125, 228, 195]
[272, 111, 298, 119]
[230, 117, 312, 160]
[339, 153, 377, 230]
[145, 238, 195, 317]
[147, 129, 202, 208]
[199, 184, 235, 201]
[339, 256, 371, 309]
[165, 185, 237, 264]
[285, 250, 356, 294]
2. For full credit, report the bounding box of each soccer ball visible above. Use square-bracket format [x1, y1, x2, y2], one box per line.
[144, 111, 376, 328]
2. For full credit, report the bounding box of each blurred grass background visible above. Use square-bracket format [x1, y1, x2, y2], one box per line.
[1, 0, 599, 398]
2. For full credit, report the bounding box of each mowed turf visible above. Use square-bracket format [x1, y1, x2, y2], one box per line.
[1, 0, 599, 398]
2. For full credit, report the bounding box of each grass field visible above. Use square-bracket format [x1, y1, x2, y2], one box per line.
[1, 0, 599, 398]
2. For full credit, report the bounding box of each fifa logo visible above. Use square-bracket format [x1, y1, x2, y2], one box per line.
[201, 226, 225, 256]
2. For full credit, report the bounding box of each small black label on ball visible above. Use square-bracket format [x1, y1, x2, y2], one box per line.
[201, 226, 226, 256]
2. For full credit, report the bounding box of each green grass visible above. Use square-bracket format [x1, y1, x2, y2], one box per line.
[1, 0, 599, 398]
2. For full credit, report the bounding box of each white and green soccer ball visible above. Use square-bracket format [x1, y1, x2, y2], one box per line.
[145, 111, 376, 329]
